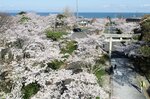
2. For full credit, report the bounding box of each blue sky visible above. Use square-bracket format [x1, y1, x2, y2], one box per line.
[0, 0, 150, 12]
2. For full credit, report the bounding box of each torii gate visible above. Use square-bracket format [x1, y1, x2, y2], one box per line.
[103, 34, 140, 58]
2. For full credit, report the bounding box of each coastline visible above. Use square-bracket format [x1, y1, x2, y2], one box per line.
[7, 12, 150, 18]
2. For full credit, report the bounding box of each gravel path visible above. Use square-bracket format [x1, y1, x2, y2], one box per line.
[111, 58, 146, 99]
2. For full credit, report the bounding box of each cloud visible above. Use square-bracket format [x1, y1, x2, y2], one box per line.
[102, 4, 111, 8]
[142, 4, 150, 7]
[119, 5, 128, 8]
[10, 5, 15, 7]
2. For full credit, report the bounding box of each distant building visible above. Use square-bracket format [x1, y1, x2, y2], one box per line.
[126, 18, 141, 23]
[78, 19, 90, 26]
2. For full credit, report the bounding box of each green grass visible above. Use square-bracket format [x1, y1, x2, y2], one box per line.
[94, 54, 108, 85]
[61, 41, 78, 54]
[95, 69, 106, 80]
[94, 69, 106, 85]
[96, 96, 100, 99]
[21, 82, 40, 99]
[47, 60, 64, 70]
[46, 30, 67, 41]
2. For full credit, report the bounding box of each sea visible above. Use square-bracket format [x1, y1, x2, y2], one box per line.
[9, 12, 150, 18]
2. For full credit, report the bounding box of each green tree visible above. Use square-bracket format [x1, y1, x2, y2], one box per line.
[139, 15, 150, 57]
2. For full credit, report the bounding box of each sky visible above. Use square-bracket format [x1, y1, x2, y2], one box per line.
[0, 0, 150, 12]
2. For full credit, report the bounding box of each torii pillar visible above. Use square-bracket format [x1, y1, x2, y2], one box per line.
[109, 36, 112, 58]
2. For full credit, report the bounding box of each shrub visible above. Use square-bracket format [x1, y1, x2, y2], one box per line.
[56, 14, 66, 19]
[1, 48, 9, 60]
[46, 30, 67, 41]
[105, 22, 116, 26]
[61, 54, 70, 59]
[133, 35, 140, 40]
[0, 80, 13, 93]
[47, 60, 64, 70]
[14, 38, 24, 48]
[95, 29, 100, 35]
[141, 31, 150, 42]
[139, 46, 150, 57]
[1, 48, 13, 63]
[19, 16, 30, 23]
[140, 15, 150, 42]
[105, 23, 110, 26]
[61, 41, 78, 54]
[111, 21, 116, 25]
[116, 28, 122, 34]
[95, 54, 109, 65]
[21, 82, 40, 99]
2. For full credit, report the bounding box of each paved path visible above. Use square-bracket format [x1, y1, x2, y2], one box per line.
[111, 58, 146, 99]
[70, 32, 88, 39]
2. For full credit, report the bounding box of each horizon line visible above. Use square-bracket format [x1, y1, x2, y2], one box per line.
[1, 11, 150, 13]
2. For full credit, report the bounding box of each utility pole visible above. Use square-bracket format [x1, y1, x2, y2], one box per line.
[76, 0, 79, 25]
[109, 22, 112, 58]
